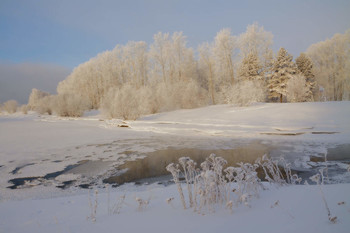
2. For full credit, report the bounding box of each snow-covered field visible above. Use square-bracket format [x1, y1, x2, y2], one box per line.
[0, 102, 350, 232]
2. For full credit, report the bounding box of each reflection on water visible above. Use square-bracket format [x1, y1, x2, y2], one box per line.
[104, 142, 270, 185]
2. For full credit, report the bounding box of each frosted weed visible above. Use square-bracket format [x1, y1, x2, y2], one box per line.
[135, 197, 150, 211]
[310, 172, 337, 223]
[167, 154, 302, 215]
[87, 189, 98, 222]
[270, 200, 294, 219]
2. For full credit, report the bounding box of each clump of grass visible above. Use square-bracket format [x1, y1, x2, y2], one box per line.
[256, 155, 301, 185]
[167, 154, 260, 214]
[167, 153, 302, 214]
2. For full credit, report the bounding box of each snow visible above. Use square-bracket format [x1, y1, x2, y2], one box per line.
[0, 102, 350, 232]
[0, 183, 349, 233]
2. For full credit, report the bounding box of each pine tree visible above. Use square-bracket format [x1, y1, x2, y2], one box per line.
[238, 52, 263, 81]
[296, 53, 316, 101]
[268, 48, 297, 102]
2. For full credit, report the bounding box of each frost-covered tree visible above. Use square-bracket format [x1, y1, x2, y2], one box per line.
[27, 88, 51, 110]
[57, 40, 149, 109]
[295, 53, 315, 101]
[149, 32, 170, 83]
[122, 41, 149, 87]
[286, 74, 309, 102]
[237, 52, 263, 81]
[150, 32, 196, 84]
[169, 32, 196, 82]
[31, 26, 276, 118]
[213, 29, 236, 85]
[198, 42, 217, 104]
[268, 48, 297, 102]
[307, 30, 350, 101]
[238, 23, 274, 78]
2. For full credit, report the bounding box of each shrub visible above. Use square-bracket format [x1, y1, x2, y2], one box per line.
[221, 80, 266, 106]
[20, 105, 29, 114]
[101, 80, 208, 120]
[152, 80, 208, 112]
[102, 84, 144, 120]
[27, 88, 50, 110]
[35, 96, 54, 115]
[3, 100, 18, 114]
[52, 93, 89, 117]
[286, 74, 309, 102]
[174, 80, 208, 109]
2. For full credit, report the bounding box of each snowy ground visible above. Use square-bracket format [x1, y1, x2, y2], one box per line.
[0, 102, 350, 232]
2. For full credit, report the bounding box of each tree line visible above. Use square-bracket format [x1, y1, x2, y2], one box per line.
[1, 23, 349, 119]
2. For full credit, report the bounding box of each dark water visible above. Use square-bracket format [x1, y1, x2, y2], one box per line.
[104, 143, 272, 186]
[7, 162, 86, 189]
[7, 143, 350, 189]
[105, 143, 350, 186]
[11, 163, 36, 175]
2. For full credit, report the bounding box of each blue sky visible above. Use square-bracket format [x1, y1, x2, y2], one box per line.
[0, 0, 350, 103]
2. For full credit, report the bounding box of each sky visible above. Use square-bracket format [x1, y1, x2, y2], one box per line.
[0, 0, 350, 104]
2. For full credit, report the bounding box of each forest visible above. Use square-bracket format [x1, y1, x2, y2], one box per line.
[2, 23, 350, 120]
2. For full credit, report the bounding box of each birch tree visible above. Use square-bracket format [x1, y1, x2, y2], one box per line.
[307, 30, 350, 101]
[198, 42, 216, 104]
[212, 29, 236, 86]
[238, 23, 274, 78]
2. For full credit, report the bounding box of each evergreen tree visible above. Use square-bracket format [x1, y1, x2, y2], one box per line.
[238, 52, 263, 81]
[268, 48, 297, 102]
[295, 53, 316, 101]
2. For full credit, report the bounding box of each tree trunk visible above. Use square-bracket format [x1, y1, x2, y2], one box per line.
[280, 94, 283, 103]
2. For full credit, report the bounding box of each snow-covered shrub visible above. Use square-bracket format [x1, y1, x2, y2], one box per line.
[52, 93, 89, 117]
[101, 84, 154, 120]
[153, 80, 208, 112]
[3, 100, 18, 114]
[35, 95, 55, 115]
[286, 74, 309, 102]
[173, 80, 208, 109]
[27, 88, 50, 110]
[221, 80, 266, 106]
[20, 105, 29, 114]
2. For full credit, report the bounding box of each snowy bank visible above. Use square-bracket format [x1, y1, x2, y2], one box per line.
[0, 102, 350, 232]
